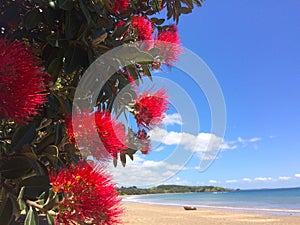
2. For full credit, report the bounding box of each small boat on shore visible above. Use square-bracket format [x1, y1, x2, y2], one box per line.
[183, 206, 197, 210]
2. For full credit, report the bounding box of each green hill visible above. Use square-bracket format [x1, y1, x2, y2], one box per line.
[118, 185, 234, 195]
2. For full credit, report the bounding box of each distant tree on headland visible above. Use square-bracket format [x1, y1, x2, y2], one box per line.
[118, 185, 234, 195]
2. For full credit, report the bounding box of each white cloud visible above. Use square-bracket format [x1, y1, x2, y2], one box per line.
[220, 142, 237, 150]
[149, 128, 235, 162]
[237, 137, 243, 143]
[141, 160, 183, 171]
[163, 113, 183, 125]
[238, 137, 261, 143]
[248, 137, 261, 142]
[150, 128, 226, 152]
[225, 179, 238, 183]
[242, 178, 252, 182]
[278, 176, 291, 181]
[164, 177, 191, 186]
[108, 155, 186, 187]
[234, 137, 262, 150]
[295, 174, 300, 178]
[192, 133, 223, 152]
[149, 127, 263, 164]
[153, 146, 164, 152]
[241, 176, 295, 183]
[254, 177, 273, 182]
[209, 180, 218, 184]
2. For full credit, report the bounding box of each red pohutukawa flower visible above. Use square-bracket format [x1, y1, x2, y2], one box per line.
[65, 110, 128, 159]
[131, 16, 153, 41]
[112, 0, 130, 13]
[133, 89, 169, 129]
[155, 25, 183, 66]
[50, 161, 123, 225]
[116, 21, 126, 29]
[95, 110, 128, 157]
[0, 38, 49, 124]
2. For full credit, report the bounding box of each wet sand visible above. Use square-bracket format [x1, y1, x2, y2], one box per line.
[122, 202, 300, 225]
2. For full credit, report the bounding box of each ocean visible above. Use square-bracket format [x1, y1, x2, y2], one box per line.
[122, 187, 300, 216]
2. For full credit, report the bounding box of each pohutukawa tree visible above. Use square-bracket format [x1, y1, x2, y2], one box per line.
[0, 0, 204, 224]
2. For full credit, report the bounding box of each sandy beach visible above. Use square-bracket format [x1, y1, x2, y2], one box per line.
[122, 202, 300, 225]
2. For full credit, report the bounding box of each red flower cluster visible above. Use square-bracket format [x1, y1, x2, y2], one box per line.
[115, 20, 182, 68]
[116, 21, 126, 29]
[0, 38, 49, 124]
[50, 161, 123, 225]
[155, 25, 182, 66]
[65, 110, 128, 159]
[95, 110, 128, 158]
[131, 16, 153, 41]
[112, 0, 130, 13]
[133, 89, 169, 129]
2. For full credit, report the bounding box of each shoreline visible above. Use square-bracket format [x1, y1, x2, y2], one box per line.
[122, 202, 300, 225]
[121, 194, 300, 217]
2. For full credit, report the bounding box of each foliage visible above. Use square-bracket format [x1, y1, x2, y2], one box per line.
[118, 185, 233, 195]
[0, 0, 204, 224]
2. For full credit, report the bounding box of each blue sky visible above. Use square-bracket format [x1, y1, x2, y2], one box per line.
[109, 0, 300, 189]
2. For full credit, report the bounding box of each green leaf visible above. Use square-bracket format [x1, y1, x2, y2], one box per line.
[43, 8, 59, 26]
[128, 153, 134, 161]
[47, 214, 55, 225]
[43, 190, 59, 210]
[21, 145, 38, 161]
[0, 156, 33, 179]
[11, 196, 22, 221]
[112, 22, 130, 39]
[18, 187, 27, 211]
[20, 175, 50, 188]
[65, 11, 78, 39]
[55, 122, 63, 145]
[180, 7, 192, 14]
[24, 9, 42, 30]
[46, 33, 66, 48]
[64, 45, 87, 74]
[78, 0, 91, 25]
[0, 197, 13, 225]
[113, 158, 117, 167]
[148, 47, 160, 56]
[167, 7, 173, 20]
[181, 0, 194, 8]
[24, 186, 49, 201]
[20, 175, 51, 200]
[47, 57, 63, 79]
[12, 122, 36, 150]
[43, 145, 58, 156]
[47, 94, 59, 111]
[126, 65, 140, 86]
[92, 32, 107, 46]
[141, 64, 152, 80]
[151, 18, 165, 25]
[24, 207, 37, 225]
[193, 0, 203, 7]
[58, 0, 73, 10]
[117, 46, 154, 64]
[150, 0, 163, 11]
[120, 154, 126, 167]
[125, 148, 137, 159]
[42, 145, 59, 157]
[0, 187, 6, 203]
[134, 55, 154, 65]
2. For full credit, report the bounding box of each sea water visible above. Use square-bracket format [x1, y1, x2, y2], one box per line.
[122, 187, 300, 216]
